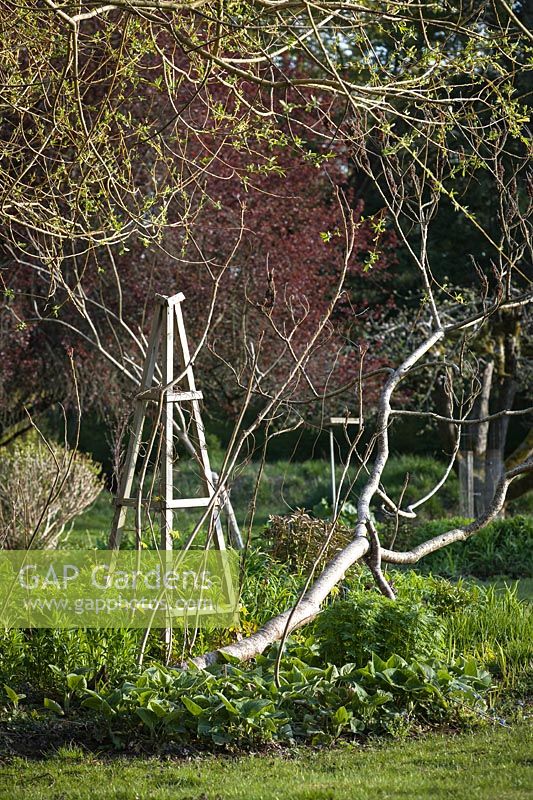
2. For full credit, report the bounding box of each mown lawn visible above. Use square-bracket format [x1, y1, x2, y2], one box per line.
[1, 723, 531, 800]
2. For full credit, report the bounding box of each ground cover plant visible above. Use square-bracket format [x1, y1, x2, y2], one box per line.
[16, 651, 492, 747]
[0, 639, 495, 751]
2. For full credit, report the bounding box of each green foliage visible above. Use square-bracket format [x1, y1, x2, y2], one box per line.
[316, 571, 532, 699]
[178, 550, 306, 655]
[41, 646, 490, 749]
[373, 570, 485, 614]
[315, 570, 482, 668]
[3, 683, 25, 709]
[0, 566, 526, 753]
[240, 549, 303, 627]
[0, 553, 300, 694]
[445, 584, 533, 697]
[315, 595, 446, 668]
[0, 628, 149, 692]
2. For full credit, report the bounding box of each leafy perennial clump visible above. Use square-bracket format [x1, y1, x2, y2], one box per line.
[32, 646, 491, 749]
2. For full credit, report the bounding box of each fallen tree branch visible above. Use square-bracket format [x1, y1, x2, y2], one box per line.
[364, 519, 395, 599]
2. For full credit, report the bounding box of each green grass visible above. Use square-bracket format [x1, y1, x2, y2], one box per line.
[65, 455, 464, 548]
[489, 577, 533, 601]
[445, 583, 533, 697]
[67, 489, 114, 547]
[0, 723, 531, 799]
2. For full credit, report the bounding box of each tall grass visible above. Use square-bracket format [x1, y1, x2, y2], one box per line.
[444, 583, 532, 699]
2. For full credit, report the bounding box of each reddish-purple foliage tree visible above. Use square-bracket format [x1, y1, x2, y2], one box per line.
[0, 35, 397, 439]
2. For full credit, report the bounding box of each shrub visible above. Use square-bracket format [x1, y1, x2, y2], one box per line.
[374, 570, 484, 614]
[315, 594, 446, 667]
[0, 436, 103, 549]
[316, 571, 486, 669]
[317, 571, 532, 698]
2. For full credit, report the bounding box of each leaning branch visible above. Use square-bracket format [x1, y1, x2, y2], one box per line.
[390, 406, 533, 425]
[381, 459, 533, 565]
